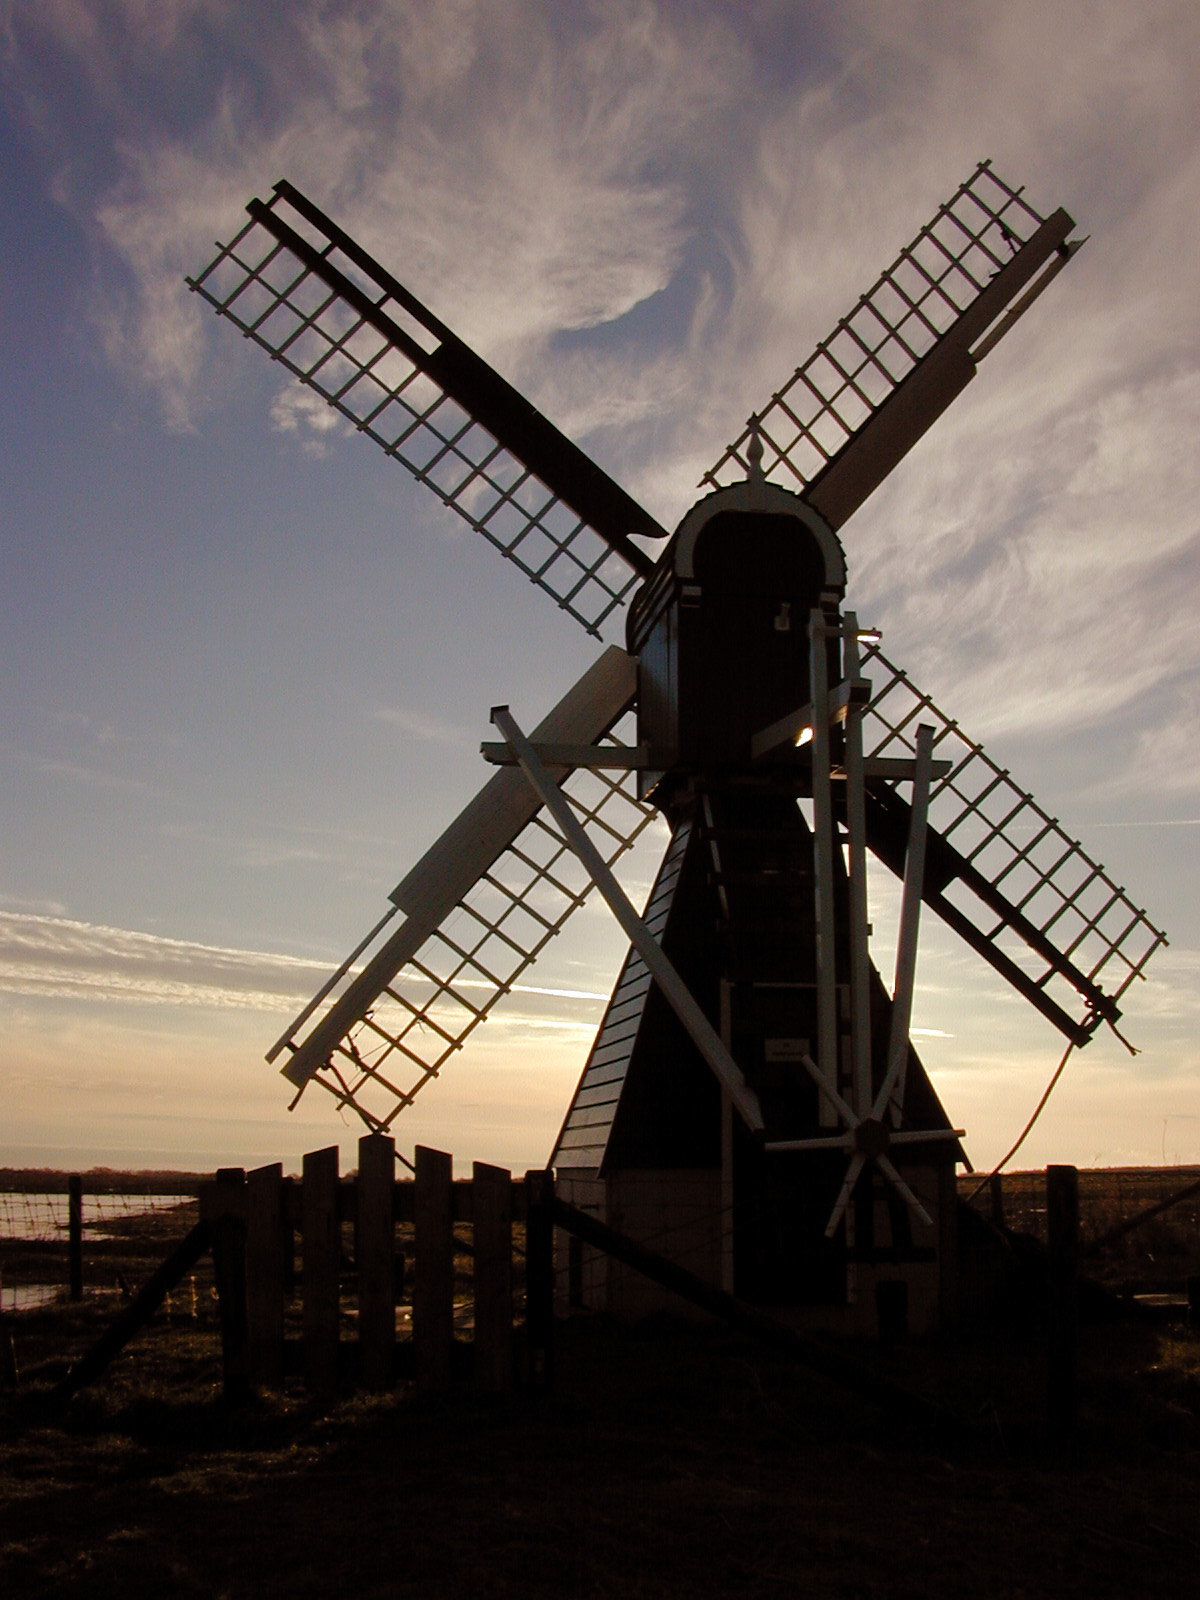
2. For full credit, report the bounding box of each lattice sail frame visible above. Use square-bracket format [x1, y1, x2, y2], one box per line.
[859, 639, 1166, 1034]
[703, 162, 1049, 496]
[188, 187, 649, 639]
[274, 718, 657, 1143]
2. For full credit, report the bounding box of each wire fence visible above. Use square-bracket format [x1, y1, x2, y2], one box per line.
[0, 1189, 191, 1245]
[0, 1176, 204, 1312]
[3, 1164, 1196, 1318]
[961, 1166, 1200, 1292]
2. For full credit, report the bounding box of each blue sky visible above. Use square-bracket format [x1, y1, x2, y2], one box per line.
[2, 0, 1199, 1174]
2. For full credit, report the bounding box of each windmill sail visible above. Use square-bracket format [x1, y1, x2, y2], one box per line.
[267, 648, 656, 1135]
[703, 162, 1081, 529]
[701, 162, 1161, 1043]
[857, 639, 1166, 1044]
[189, 182, 660, 638]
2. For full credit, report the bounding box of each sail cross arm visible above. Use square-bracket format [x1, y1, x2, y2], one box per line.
[257, 183, 662, 570]
[856, 639, 1167, 1047]
[189, 183, 659, 638]
[269, 649, 655, 1132]
[863, 780, 1110, 1045]
[804, 209, 1076, 532]
[704, 164, 1082, 531]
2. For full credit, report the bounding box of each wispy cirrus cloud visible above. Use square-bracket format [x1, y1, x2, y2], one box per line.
[4, 0, 1195, 1174]
[0, 894, 70, 917]
[6, 743, 155, 794]
[11, 0, 1196, 781]
[158, 820, 403, 875]
[0, 911, 610, 1019]
[268, 384, 350, 457]
[2, 0, 743, 430]
[0, 911, 327, 1009]
[370, 705, 474, 745]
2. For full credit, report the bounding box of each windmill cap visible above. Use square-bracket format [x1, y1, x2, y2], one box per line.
[671, 477, 846, 592]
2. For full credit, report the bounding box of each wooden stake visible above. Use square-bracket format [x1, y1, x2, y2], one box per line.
[68, 1175, 83, 1302]
[51, 1221, 212, 1404]
[414, 1146, 454, 1391]
[524, 1169, 554, 1393]
[206, 1170, 249, 1404]
[473, 1162, 513, 1394]
[302, 1146, 340, 1391]
[989, 1172, 1005, 1229]
[1046, 1163, 1078, 1446]
[247, 1163, 286, 1387]
[357, 1133, 396, 1391]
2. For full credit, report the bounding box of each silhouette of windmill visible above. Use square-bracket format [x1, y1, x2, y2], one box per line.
[190, 162, 1164, 1329]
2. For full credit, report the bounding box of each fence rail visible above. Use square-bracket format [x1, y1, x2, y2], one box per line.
[0, 1170, 208, 1196]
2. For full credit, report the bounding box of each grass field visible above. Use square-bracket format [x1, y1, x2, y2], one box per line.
[1, 1170, 1197, 1598]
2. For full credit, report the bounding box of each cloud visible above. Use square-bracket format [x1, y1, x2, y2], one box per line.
[4, 0, 1194, 1172]
[5, 744, 155, 794]
[3, 0, 744, 431]
[269, 383, 349, 457]
[0, 911, 328, 1009]
[0, 911, 613, 1022]
[12, 1, 1197, 755]
[0, 894, 70, 917]
[371, 704, 474, 745]
[157, 820, 405, 876]
[6, 11, 1197, 901]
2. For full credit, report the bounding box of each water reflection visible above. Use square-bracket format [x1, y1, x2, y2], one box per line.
[1, 1282, 63, 1313]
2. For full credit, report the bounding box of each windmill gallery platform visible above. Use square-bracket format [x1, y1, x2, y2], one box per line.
[186, 162, 1165, 1342]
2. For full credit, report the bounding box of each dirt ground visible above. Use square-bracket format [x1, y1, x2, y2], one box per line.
[2, 1291, 1199, 1600]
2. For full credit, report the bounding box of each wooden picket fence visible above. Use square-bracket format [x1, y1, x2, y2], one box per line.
[199, 1135, 554, 1399]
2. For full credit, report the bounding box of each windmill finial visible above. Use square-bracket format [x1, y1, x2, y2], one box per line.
[746, 418, 765, 482]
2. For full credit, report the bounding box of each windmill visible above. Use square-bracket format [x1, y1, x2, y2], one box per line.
[189, 163, 1165, 1333]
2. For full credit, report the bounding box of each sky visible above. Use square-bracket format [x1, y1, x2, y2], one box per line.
[2, 0, 1199, 1177]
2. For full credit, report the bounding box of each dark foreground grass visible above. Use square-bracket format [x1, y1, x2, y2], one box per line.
[2, 1296, 1199, 1600]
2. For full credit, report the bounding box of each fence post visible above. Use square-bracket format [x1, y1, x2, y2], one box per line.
[473, 1162, 513, 1394]
[1046, 1164, 1078, 1447]
[302, 1146, 341, 1391]
[414, 1146, 454, 1391]
[246, 1164, 287, 1387]
[357, 1133, 396, 1391]
[989, 1173, 1005, 1229]
[68, 1175, 83, 1302]
[206, 1168, 249, 1404]
[524, 1168, 554, 1392]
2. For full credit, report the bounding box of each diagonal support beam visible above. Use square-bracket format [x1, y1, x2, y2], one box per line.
[842, 613, 872, 1119]
[491, 705, 764, 1133]
[809, 609, 839, 1102]
[880, 723, 935, 1126]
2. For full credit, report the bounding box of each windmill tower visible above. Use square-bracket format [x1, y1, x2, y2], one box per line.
[190, 164, 1165, 1335]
